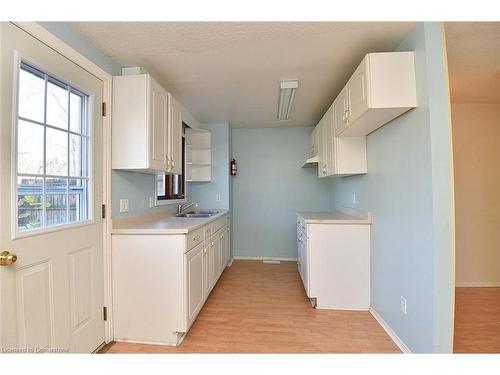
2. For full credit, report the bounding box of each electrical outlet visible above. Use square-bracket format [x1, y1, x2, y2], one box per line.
[215, 193, 221, 202]
[400, 296, 407, 315]
[149, 196, 154, 208]
[119, 199, 129, 213]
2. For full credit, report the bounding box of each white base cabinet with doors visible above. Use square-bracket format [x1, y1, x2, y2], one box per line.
[112, 73, 182, 174]
[111, 213, 230, 346]
[297, 211, 371, 310]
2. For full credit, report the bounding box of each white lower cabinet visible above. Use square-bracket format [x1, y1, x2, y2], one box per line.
[112, 213, 231, 346]
[297, 213, 371, 310]
[203, 240, 211, 298]
[209, 230, 221, 291]
[186, 242, 205, 327]
[297, 229, 308, 293]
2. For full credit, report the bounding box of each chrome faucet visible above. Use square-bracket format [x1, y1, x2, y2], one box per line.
[177, 202, 196, 215]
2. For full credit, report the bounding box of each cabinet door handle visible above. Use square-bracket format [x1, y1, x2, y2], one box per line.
[203, 248, 207, 254]
[172, 160, 175, 167]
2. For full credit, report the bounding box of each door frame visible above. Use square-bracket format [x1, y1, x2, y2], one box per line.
[8, 22, 114, 344]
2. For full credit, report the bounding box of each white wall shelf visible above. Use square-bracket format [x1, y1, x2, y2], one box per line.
[185, 128, 212, 182]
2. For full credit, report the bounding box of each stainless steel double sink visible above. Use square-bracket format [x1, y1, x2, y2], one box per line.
[175, 210, 220, 218]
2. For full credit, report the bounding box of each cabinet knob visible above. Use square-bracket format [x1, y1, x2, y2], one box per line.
[172, 160, 175, 167]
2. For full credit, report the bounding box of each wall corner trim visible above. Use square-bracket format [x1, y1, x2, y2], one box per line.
[370, 308, 412, 353]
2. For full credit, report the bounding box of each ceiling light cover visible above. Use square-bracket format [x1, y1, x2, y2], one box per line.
[278, 80, 299, 121]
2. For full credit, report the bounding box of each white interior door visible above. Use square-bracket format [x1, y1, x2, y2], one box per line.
[0, 23, 105, 353]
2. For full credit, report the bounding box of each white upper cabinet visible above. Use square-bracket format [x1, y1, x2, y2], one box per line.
[338, 52, 417, 137]
[112, 74, 183, 174]
[312, 51, 415, 177]
[150, 78, 169, 171]
[318, 106, 336, 178]
[318, 103, 367, 177]
[168, 93, 183, 175]
[333, 86, 349, 135]
[309, 125, 319, 157]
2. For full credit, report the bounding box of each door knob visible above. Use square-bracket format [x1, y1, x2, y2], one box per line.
[0, 251, 17, 266]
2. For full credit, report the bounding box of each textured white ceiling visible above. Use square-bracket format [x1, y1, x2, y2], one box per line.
[74, 22, 415, 127]
[445, 22, 500, 104]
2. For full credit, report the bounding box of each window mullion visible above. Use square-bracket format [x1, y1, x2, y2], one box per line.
[66, 86, 71, 224]
[42, 73, 48, 228]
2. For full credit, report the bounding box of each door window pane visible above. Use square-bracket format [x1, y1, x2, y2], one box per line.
[45, 178, 67, 226]
[70, 92, 84, 134]
[69, 178, 88, 222]
[69, 134, 87, 177]
[17, 120, 44, 175]
[18, 67, 45, 123]
[17, 176, 43, 231]
[15, 62, 91, 234]
[46, 127, 68, 176]
[46, 80, 68, 130]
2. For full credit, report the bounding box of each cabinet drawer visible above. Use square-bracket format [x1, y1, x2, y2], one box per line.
[186, 227, 204, 251]
[211, 216, 226, 234]
[203, 225, 212, 240]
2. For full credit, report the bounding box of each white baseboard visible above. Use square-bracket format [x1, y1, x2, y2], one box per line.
[369, 308, 411, 353]
[114, 338, 178, 347]
[455, 281, 500, 287]
[233, 256, 298, 262]
[316, 306, 370, 311]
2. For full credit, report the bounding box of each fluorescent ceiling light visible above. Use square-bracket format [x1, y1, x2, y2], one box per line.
[277, 80, 298, 121]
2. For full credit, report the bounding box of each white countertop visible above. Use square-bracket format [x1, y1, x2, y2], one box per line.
[111, 209, 229, 235]
[297, 208, 371, 224]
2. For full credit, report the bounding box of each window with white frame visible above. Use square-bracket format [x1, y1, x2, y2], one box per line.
[16, 62, 90, 233]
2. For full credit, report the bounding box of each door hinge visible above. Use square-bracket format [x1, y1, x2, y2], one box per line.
[103, 306, 108, 321]
[101, 204, 106, 219]
[102, 102, 107, 117]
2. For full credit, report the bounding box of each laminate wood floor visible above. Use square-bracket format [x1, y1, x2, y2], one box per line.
[101, 260, 399, 353]
[453, 287, 500, 353]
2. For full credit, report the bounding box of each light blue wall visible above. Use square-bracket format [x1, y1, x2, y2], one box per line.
[111, 171, 158, 216]
[423, 23, 454, 354]
[38, 22, 121, 75]
[329, 22, 453, 353]
[232, 127, 331, 259]
[190, 123, 231, 210]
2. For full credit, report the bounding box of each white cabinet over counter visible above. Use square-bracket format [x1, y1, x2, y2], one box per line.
[111, 211, 231, 346]
[297, 209, 371, 310]
[112, 73, 184, 174]
[336, 52, 417, 137]
[311, 51, 416, 178]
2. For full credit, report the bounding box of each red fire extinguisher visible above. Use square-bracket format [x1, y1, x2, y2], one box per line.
[230, 159, 237, 176]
